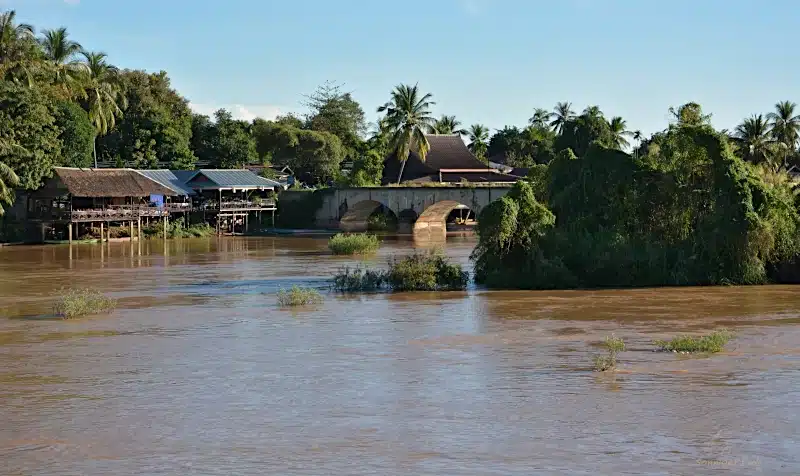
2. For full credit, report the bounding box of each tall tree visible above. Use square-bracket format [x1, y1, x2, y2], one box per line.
[768, 100, 800, 169]
[54, 101, 94, 168]
[430, 115, 467, 135]
[467, 124, 489, 160]
[528, 108, 550, 129]
[583, 105, 603, 118]
[377, 84, 435, 183]
[735, 114, 776, 169]
[207, 109, 258, 168]
[81, 51, 125, 167]
[554, 110, 614, 157]
[0, 82, 61, 189]
[0, 10, 39, 85]
[303, 81, 365, 156]
[38, 27, 84, 89]
[608, 116, 632, 149]
[98, 70, 195, 169]
[550, 102, 575, 134]
[669, 102, 712, 126]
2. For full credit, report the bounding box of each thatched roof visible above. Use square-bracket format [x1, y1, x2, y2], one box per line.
[54, 167, 177, 197]
[383, 134, 501, 184]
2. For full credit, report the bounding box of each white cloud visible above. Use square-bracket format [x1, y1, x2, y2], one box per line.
[188, 102, 292, 122]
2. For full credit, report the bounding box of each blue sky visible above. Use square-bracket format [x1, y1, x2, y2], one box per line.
[6, 0, 799, 136]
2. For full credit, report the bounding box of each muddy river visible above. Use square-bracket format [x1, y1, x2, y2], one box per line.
[1, 236, 798, 474]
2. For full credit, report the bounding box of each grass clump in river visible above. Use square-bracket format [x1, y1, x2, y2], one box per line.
[276, 286, 324, 307]
[53, 288, 117, 319]
[593, 335, 625, 372]
[332, 250, 468, 292]
[654, 329, 733, 353]
[328, 233, 380, 255]
[332, 267, 386, 292]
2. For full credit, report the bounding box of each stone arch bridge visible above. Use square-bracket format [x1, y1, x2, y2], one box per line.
[311, 186, 513, 234]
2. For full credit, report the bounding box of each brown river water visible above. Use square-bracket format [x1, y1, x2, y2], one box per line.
[1, 236, 799, 475]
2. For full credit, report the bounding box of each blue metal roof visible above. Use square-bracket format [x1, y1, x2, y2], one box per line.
[136, 170, 197, 196]
[188, 169, 281, 189]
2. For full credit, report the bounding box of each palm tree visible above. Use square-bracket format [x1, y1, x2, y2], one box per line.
[81, 51, 126, 167]
[0, 157, 21, 216]
[583, 105, 603, 118]
[550, 102, 574, 134]
[0, 10, 38, 85]
[430, 115, 466, 135]
[768, 101, 800, 170]
[608, 116, 633, 149]
[735, 114, 776, 169]
[632, 130, 643, 158]
[377, 84, 435, 184]
[527, 108, 550, 129]
[38, 27, 85, 87]
[0, 10, 33, 59]
[467, 124, 489, 160]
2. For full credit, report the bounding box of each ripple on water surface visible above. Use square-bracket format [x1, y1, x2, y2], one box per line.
[0, 237, 798, 475]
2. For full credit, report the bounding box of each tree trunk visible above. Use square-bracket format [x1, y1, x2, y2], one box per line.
[93, 135, 98, 169]
[396, 159, 407, 184]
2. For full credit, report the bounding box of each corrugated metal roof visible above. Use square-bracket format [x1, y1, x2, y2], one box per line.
[136, 170, 196, 196]
[189, 169, 281, 189]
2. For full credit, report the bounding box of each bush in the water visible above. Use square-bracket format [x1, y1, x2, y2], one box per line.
[332, 267, 386, 292]
[331, 250, 468, 292]
[276, 286, 323, 307]
[386, 251, 468, 291]
[328, 233, 380, 255]
[654, 329, 733, 353]
[53, 288, 117, 319]
[593, 335, 625, 372]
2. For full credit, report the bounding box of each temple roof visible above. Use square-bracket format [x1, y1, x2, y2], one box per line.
[382, 134, 507, 184]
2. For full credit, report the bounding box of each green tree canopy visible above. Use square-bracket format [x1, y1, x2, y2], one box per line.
[0, 82, 61, 189]
[54, 100, 94, 168]
[98, 70, 195, 169]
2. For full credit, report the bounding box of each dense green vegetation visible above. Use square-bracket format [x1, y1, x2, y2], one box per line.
[4, 10, 800, 287]
[654, 329, 734, 353]
[332, 251, 468, 292]
[53, 288, 117, 319]
[327, 233, 380, 255]
[472, 108, 800, 288]
[276, 286, 323, 307]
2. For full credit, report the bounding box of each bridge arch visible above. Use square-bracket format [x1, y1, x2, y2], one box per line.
[413, 200, 475, 235]
[339, 200, 397, 232]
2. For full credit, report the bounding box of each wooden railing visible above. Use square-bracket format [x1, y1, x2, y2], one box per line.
[200, 200, 277, 211]
[69, 205, 170, 221]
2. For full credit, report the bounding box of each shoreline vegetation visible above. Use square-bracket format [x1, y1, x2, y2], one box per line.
[2, 10, 800, 290]
[328, 233, 380, 255]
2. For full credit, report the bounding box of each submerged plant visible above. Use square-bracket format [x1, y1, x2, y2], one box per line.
[53, 288, 117, 319]
[386, 250, 469, 291]
[332, 267, 386, 292]
[593, 335, 625, 372]
[276, 286, 324, 307]
[654, 329, 734, 353]
[328, 233, 380, 255]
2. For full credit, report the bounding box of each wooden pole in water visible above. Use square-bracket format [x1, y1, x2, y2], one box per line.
[68, 222, 72, 245]
[100, 222, 104, 242]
